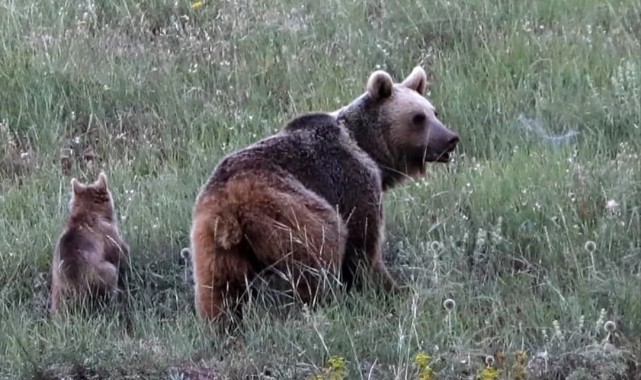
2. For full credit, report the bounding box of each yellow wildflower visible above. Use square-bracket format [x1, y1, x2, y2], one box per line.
[327, 356, 348, 380]
[414, 352, 436, 380]
[328, 356, 345, 370]
[307, 356, 348, 380]
[190, 1, 203, 9]
[414, 352, 432, 368]
[477, 366, 501, 380]
[477, 357, 501, 380]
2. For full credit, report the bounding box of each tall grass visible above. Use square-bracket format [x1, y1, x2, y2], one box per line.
[1, 0, 640, 378]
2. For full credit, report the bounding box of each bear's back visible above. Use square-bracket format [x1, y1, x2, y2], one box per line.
[206, 113, 382, 212]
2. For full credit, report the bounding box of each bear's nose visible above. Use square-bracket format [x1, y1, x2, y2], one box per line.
[448, 134, 460, 147]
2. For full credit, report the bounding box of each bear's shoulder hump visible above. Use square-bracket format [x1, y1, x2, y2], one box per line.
[283, 112, 339, 133]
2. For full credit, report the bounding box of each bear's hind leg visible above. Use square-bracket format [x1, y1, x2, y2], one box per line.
[235, 179, 346, 309]
[190, 213, 254, 331]
[195, 246, 253, 333]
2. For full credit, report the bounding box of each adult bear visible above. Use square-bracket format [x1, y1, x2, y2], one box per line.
[189, 66, 459, 326]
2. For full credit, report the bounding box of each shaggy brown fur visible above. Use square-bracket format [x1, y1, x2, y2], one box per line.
[189, 66, 459, 326]
[49, 171, 130, 315]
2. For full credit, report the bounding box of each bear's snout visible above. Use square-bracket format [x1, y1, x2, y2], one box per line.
[425, 120, 459, 163]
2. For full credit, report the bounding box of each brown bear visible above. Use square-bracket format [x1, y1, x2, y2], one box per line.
[189, 66, 459, 326]
[49, 171, 131, 315]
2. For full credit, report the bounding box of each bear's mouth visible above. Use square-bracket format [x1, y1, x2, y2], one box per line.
[405, 144, 456, 172]
[424, 148, 455, 163]
[435, 152, 451, 163]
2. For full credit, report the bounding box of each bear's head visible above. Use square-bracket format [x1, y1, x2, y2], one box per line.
[68, 171, 116, 221]
[335, 66, 459, 189]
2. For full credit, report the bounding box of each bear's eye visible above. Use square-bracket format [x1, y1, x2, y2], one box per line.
[412, 113, 427, 125]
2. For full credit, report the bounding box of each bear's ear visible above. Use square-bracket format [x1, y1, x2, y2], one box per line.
[402, 66, 428, 95]
[71, 178, 85, 194]
[367, 70, 394, 101]
[95, 170, 108, 190]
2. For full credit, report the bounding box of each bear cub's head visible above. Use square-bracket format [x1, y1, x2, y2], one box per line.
[335, 66, 459, 187]
[68, 171, 116, 221]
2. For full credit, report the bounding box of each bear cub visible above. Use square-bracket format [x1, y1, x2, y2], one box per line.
[49, 171, 130, 315]
[189, 65, 459, 327]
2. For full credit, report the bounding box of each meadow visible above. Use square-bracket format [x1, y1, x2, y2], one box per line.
[1, 0, 640, 378]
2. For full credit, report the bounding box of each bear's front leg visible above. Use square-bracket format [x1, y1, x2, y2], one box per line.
[49, 277, 61, 315]
[368, 219, 400, 293]
[342, 210, 399, 293]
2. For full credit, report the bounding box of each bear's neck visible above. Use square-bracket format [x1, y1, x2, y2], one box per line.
[337, 112, 407, 191]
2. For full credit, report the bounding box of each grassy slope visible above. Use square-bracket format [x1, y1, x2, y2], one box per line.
[1, 0, 640, 378]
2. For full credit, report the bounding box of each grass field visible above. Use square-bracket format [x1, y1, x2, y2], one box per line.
[1, 0, 641, 378]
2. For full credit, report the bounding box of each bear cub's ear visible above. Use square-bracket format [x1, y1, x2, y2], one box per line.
[95, 170, 108, 190]
[367, 70, 394, 101]
[402, 66, 428, 95]
[71, 178, 85, 194]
